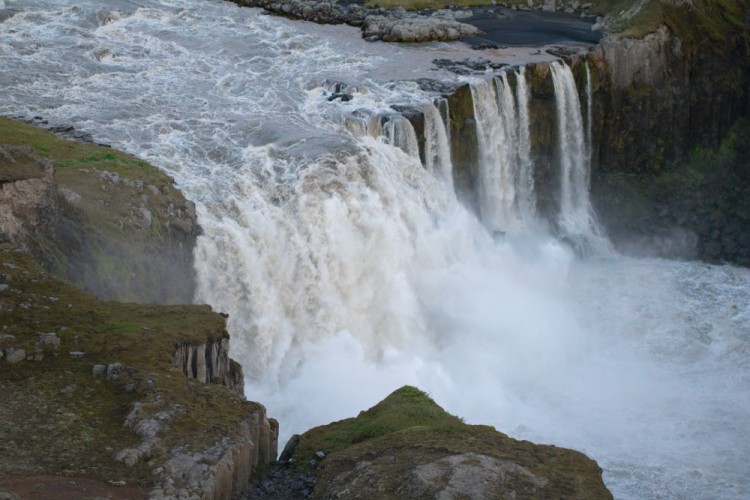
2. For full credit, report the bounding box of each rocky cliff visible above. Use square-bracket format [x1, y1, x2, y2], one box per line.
[586, 0, 750, 264]
[0, 117, 200, 304]
[0, 120, 277, 499]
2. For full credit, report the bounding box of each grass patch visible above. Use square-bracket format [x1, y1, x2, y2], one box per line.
[0, 118, 167, 185]
[294, 386, 465, 463]
[299, 386, 613, 499]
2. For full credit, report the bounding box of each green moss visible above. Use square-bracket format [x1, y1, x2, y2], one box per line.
[619, 0, 748, 45]
[295, 386, 464, 463]
[0, 118, 167, 185]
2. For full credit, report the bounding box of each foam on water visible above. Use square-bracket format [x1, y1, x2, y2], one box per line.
[2, 2, 749, 498]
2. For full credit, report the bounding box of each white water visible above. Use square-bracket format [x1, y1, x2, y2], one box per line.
[550, 61, 609, 252]
[422, 99, 454, 190]
[1, 2, 749, 499]
[470, 68, 535, 232]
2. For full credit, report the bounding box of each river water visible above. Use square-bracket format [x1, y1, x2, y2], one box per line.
[1, 1, 749, 498]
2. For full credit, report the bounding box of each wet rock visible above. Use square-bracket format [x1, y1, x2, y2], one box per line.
[363, 14, 481, 43]
[327, 92, 353, 102]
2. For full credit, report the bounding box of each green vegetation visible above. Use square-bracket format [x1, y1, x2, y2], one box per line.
[620, 0, 748, 43]
[0, 118, 166, 185]
[295, 386, 464, 460]
[594, 118, 750, 264]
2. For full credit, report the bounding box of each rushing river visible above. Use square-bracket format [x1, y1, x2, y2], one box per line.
[1, 1, 749, 498]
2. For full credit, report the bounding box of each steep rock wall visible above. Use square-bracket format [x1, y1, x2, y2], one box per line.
[585, 6, 750, 263]
[173, 339, 244, 397]
[0, 146, 58, 244]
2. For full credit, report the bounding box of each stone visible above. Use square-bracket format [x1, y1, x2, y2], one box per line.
[5, 347, 25, 363]
[68, 351, 85, 358]
[58, 188, 81, 206]
[314, 450, 326, 460]
[279, 434, 300, 462]
[36, 332, 60, 348]
[0, 284, 8, 292]
[92, 364, 107, 376]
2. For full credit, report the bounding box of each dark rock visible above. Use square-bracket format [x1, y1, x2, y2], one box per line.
[327, 92, 353, 102]
[279, 434, 300, 462]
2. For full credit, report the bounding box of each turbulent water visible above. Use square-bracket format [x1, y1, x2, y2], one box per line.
[2, 1, 749, 498]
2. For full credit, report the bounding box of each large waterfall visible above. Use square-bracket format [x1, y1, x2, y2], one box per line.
[2, 2, 749, 499]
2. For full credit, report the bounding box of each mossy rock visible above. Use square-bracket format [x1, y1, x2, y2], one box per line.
[294, 387, 612, 499]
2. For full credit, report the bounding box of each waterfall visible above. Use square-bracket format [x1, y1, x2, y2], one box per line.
[585, 62, 593, 162]
[470, 68, 534, 233]
[382, 115, 421, 160]
[422, 100, 454, 190]
[6, 4, 749, 497]
[549, 61, 608, 253]
[513, 67, 535, 222]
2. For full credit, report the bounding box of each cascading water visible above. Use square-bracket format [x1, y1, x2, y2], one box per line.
[549, 61, 608, 252]
[422, 99, 453, 190]
[470, 67, 535, 232]
[2, 2, 749, 499]
[382, 114, 421, 160]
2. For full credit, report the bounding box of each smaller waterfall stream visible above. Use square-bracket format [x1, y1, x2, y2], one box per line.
[422, 100, 454, 190]
[549, 61, 608, 252]
[470, 68, 535, 233]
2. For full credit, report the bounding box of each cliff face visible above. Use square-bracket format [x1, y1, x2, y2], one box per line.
[0, 118, 200, 304]
[0, 120, 277, 499]
[427, 1, 750, 264]
[0, 146, 58, 244]
[173, 339, 245, 396]
[586, 1, 750, 264]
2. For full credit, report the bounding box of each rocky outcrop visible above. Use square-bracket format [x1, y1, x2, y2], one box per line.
[362, 12, 481, 42]
[149, 409, 278, 499]
[1, 119, 278, 498]
[0, 118, 200, 303]
[582, 1, 750, 264]
[0, 146, 58, 244]
[230, 0, 482, 42]
[174, 339, 244, 396]
[267, 386, 611, 499]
